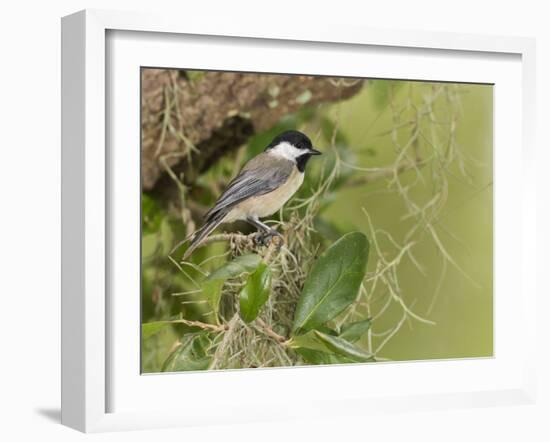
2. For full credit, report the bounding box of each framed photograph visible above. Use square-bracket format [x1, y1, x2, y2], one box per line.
[61, 9, 537, 432]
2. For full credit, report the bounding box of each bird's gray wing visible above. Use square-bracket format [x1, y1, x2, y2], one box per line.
[205, 154, 294, 221]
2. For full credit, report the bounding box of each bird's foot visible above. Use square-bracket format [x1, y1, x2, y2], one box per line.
[254, 230, 284, 249]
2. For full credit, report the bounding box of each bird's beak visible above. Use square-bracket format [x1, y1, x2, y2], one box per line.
[309, 148, 322, 156]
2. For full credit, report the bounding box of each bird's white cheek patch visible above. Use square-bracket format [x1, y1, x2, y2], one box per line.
[268, 141, 303, 161]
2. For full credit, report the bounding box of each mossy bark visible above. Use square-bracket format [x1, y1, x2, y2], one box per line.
[141, 69, 363, 191]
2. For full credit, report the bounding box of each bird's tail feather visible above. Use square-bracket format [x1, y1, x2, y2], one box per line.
[182, 213, 226, 261]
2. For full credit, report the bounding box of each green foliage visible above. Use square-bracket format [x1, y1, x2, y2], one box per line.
[239, 262, 272, 323]
[202, 280, 224, 320]
[202, 254, 263, 319]
[294, 347, 355, 365]
[142, 194, 163, 234]
[162, 333, 212, 372]
[142, 321, 172, 340]
[141, 193, 192, 325]
[147, 229, 373, 371]
[292, 232, 370, 334]
[290, 329, 373, 364]
[141, 77, 492, 372]
[142, 194, 172, 259]
[339, 319, 372, 343]
[312, 330, 374, 362]
[206, 254, 262, 281]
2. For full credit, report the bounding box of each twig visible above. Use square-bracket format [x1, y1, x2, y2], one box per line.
[170, 319, 226, 333]
[202, 233, 254, 246]
[255, 318, 288, 345]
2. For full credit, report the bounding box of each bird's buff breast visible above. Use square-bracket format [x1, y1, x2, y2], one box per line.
[226, 168, 304, 221]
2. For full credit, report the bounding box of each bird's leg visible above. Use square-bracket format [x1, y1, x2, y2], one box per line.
[246, 216, 270, 233]
[246, 217, 283, 247]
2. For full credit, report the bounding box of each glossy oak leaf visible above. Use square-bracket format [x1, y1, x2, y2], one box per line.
[239, 262, 272, 323]
[202, 253, 263, 318]
[313, 330, 374, 363]
[206, 253, 262, 281]
[292, 232, 369, 334]
[295, 347, 356, 365]
[339, 318, 372, 342]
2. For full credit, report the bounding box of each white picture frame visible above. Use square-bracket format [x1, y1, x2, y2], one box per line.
[61, 9, 537, 433]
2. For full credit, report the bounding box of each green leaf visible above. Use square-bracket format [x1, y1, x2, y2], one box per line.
[313, 330, 374, 363]
[315, 325, 339, 336]
[290, 331, 363, 365]
[202, 279, 224, 318]
[141, 233, 159, 259]
[141, 321, 171, 340]
[191, 333, 211, 358]
[288, 331, 327, 352]
[239, 262, 272, 323]
[141, 193, 163, 234]
[201, 254, 263, 321]
[295, 347, 355, 365]
[292, 232, 369, 334]
[294, 347, 328, 364]
[206, 254, 262, 281]
[339, 319, 372, 342]
[159, 218, 174, 255]
[161, 334, 212, 372]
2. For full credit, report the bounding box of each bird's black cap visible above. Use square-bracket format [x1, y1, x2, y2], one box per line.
[266, 130, 314, 152]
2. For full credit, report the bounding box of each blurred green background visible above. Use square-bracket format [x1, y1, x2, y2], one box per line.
[141, 77, 493, 371]
[323, 82, 493, 360]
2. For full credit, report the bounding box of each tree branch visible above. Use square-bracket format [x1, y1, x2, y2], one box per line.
[141, 69, 364, 191]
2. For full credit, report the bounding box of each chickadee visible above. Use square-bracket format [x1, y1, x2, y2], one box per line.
[183, 130, 321, 259]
